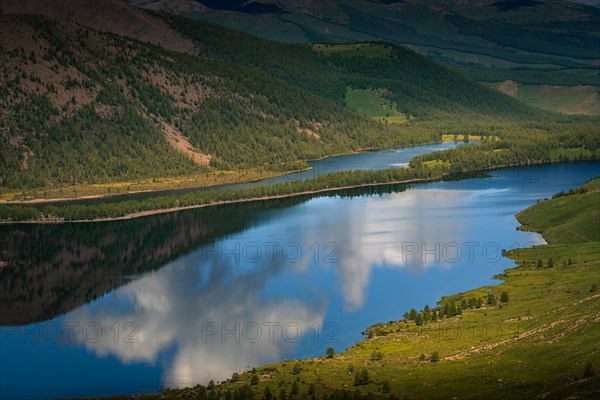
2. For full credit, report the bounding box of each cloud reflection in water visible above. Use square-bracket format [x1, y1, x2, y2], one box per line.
[67, 248, 326, 388]
[65, 187, 545, 388]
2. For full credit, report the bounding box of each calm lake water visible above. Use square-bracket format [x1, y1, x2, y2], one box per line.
[0, 155, 598, 399]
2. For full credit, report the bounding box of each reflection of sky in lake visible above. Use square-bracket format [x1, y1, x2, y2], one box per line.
[1, 161, 598, 399]
[67, 254, 326, 388]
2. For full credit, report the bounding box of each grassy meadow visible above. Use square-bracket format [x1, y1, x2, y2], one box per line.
[344, 88, 409, 125]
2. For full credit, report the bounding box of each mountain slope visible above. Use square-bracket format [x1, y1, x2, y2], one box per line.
[1, 4, 540, 191]
[0, 14, 433, 189]
[0, 0, 196, 53]
[568, 0, 600, 7]
[135, 0, 600, 115]
[157, 11, 535, 119]
[133, 0, 600, 62]
[491, 81, 599, 116]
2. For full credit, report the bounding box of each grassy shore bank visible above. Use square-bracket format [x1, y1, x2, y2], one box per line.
[0, 164, 310, 203]
[0, 157, 454, 222]
[0, 148, 598, 224]
[106, 177, 600, 400]
[0, 176, 442, 224]
[1, 115, 598, 222]
[1, 140, 457, 205]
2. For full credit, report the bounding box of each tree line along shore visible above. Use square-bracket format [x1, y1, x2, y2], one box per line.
[1, 121, 598, 223]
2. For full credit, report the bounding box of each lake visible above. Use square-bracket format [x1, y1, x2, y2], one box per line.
[0, 155, 598, 399]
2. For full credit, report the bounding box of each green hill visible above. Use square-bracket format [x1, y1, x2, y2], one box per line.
[0, 15, 408, 189]
[160, 13, 535, 120]
[0, 10, 537, 193]
[137, 0, 600, 115]
[490, 81, 599, 116]
[517, 178, 600, 243]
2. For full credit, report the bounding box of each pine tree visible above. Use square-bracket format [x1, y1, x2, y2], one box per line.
[468, 297, 475, 308]
[355, 369, 370, 385]
[423, 305, 431, 321]
[196, 386, 207, 400]
[415, 313, 424, 326]
[263, 386, 273, 400]
[409, 308, 418, 320]
[326, 347, 335, 358]
[292, 363, 301, 375]
[236, 385, 253, 400]
[449, 302, 457, 316]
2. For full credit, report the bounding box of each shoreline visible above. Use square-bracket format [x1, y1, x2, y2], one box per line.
[0, 140, 453, 205]
[1, 159, 597, 225]
[0, 167, 311, 205]
[0, 176, 440, 224]
[70, 172, 600, 400]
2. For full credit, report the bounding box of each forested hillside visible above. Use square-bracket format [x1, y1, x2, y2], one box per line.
[136, 0, 600, 115]
[0, 9, 537, 192]
[0, 0, 197, 53]
[2, 116, 597, 222]
[0, 15, 418, 189]
[160, 13, 534, 120]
